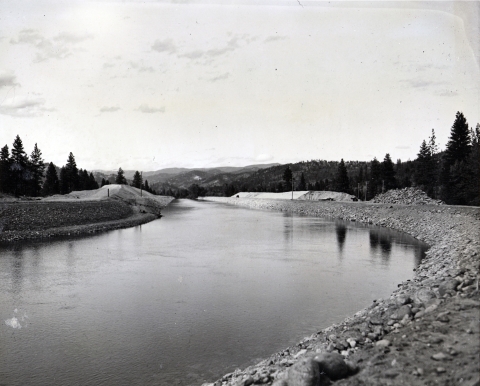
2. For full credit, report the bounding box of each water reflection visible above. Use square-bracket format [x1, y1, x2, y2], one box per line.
[11, 245, 24, 295]
[335, 224, 347, 252]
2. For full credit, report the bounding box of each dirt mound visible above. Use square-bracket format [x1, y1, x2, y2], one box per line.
[232, 191, 357, 202]
[371, 187, 445, 205]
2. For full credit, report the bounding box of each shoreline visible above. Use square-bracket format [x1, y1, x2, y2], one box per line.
[0, 197, 175, 244]
[201, 197, 480, 386]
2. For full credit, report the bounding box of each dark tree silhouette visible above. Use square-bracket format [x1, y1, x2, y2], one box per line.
[283, 166, 292, 191]
[10, 135, 29, 196]
[132, 171, 142, 189]
[335, 159, 350, 193]
[29, 143, 45, 197]
[115, 167, 127, 184]
[381, 153, 396, 191]
[0, 145, 11, 194]
[42, 162, 60, 196]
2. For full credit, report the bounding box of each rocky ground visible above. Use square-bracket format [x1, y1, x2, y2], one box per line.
[201, 196, 479, 386]
[0, 196, 174, 243]
[371, 188, 445, 206]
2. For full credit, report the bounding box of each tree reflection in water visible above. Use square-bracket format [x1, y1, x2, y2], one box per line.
[335, 223, 347, 252]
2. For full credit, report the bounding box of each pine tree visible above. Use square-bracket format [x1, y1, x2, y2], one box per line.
[381, 153, 396, 191]
[115, 167, 127, 184]
[298, 172, 307, 191]
[0, 145, 11, 194]
[440, 112, 472, 204]
[283, 166, 292, 191]
[415, 140, 432, 189]
[335, 159, 350, 193]
[368, 158, 381, 199]
[59, 167, 69, 194]
[88, 172, 99, 190]
[132, 171, 142, 189]
[10, 135, 29, 196]
[29, 143, 45, 197]
[42, 162, 60, 196]
[64, 152, 79, 193]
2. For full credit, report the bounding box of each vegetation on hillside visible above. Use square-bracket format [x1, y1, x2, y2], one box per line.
[1, 111, 478, 204]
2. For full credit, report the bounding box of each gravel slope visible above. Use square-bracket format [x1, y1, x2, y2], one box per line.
[201, 197, 480, 386]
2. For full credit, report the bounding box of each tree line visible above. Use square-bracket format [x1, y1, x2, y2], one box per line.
[102, 167, 156, 195]
[212, 111, 479, 205]
[0, 135, 156, 197]
[0, 135, 100, 197]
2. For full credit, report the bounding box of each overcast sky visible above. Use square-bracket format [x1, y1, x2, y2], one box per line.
[0, 1, 478, 171]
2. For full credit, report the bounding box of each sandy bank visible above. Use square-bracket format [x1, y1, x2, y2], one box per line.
[201, 197, 479, 386]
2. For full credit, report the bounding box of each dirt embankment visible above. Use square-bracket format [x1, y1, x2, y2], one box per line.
[0, 196, 174, 243]
[201, 197, 480, 386]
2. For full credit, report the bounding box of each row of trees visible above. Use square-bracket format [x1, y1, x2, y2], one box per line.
[214, 111, 478, 205]
[0, 135, 99, 197]
[106, 167, 156, 195]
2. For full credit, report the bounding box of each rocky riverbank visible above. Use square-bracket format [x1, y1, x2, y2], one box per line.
[201, 197, 480, 386]
[0, 196, 174, 243]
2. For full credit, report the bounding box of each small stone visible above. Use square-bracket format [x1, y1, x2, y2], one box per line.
[431, 352, 448, 361]
[287, 357, 321, 386]
[417, 367, 424, 376]
[375, 339, 391, 349]
[313, 352, 357, 381]
[436, 367, 446, 373]
[413, 288, 436, 305]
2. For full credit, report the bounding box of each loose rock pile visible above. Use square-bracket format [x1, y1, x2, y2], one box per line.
[371, 187, 444, 205]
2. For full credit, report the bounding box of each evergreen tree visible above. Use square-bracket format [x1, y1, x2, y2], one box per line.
[10, 135, 29, 196]
[132, 171, 142, 189]
[444, 112, 471, 165]
[42, 162, 60, 196]
[335, 159, 350, 193]
[59, 166, 69, 194]
[88, 172, 99, 190]
[29, 143, 45, 197]
[367, 157, 381, 199]
[415, 140, 432, 189]
[144, 179, 151, 193]
[440, 112, 472, 204]
[115, 167, 127, 184]
[381, 153, 396, 191]
[298, 172, 307, 191]
[283, 166, 292, 191]
[0, 145, 11, 194]
[64, 152, 79, 193]
[101, 177, 107, 187]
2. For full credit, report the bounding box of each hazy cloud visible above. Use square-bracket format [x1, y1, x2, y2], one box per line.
[100, 106, 120, 113]
[137, 104, 165, 114]
[0, 72, 19, 88]
[10, 29, 92, 62]
[264, 35, 288, 43]
[152, 39, 177, 54]
[210, 72, 230, 82]
[128, 61, 155, 73]
[437, 90, 459, 97]
[0, 96, 50, 117]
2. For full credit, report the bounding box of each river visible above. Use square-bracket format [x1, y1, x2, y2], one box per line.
[0, 199, 427, 385]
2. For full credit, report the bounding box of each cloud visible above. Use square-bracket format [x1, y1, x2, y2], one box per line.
[255, 154, 273, 162]
[128, 61, 155, 73]
[137, 104, 165, 114]
[10, 29, 93, 62]
[100, 106, 120, 113]
[210, 72, 230, 82]
[264, 35, 288, 43]
[437, 90, 459, 97]
[152, 38, 177, 54]
[205, 37, 239, 57]
[0, 71, 19, 88]
[0, 96, 52, 117]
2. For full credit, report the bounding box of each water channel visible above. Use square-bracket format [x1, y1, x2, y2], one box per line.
[0, 199, 428, 385]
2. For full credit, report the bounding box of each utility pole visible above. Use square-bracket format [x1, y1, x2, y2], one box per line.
[291, 176, 294, 200]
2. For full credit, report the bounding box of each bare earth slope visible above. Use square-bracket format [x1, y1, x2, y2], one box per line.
[202, 197, 480, 386]
[0, 185, 174, 243]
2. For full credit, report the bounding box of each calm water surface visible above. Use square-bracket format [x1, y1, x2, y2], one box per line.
[0, 199, 427, 385]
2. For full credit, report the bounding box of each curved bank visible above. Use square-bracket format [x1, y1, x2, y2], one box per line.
[0, 196, 174, 243]
[201, 197, 480, 386]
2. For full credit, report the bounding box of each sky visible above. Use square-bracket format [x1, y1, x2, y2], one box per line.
[0, 0, 479, 171]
